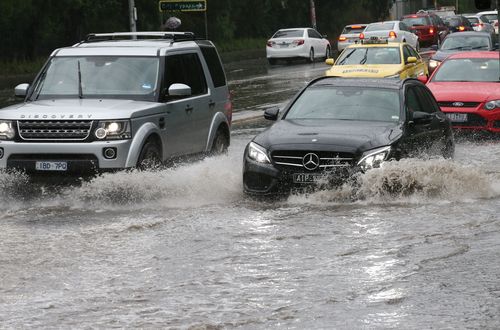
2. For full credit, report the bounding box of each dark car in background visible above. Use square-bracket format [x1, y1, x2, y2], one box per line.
[402, 11, 449, 47]
[242, 77, 454, 195]
[428, 31, 495, 72]
[443, 15, 474, 33]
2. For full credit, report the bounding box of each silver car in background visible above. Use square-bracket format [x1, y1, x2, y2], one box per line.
[266, 28, 331, 65]
[361, 21, 420, 51]
[337, 24, 367, 52]
[476, 10, 499, 34]
[465, 15, 496, 39]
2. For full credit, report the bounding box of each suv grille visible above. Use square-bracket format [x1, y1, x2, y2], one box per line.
[271, 150, 355, 172]
[17, 120, 93, 141]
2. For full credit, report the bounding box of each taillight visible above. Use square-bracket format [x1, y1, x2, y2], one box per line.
[338, 36, 347, 41]
[293, 39, 305, 46]
[429, 28, 434, 34]
[359, 33, 365, 40]
[389, 31, 397, 38]
[495, 21, 498, 27]
[458, 26, 465, 31]
[225, 93, 233, 125]
[266, 40, 273, 47]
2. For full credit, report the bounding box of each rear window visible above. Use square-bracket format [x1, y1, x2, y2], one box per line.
[272, 30, 304, 38]
[402, 16, 431, 26]
[444, 17, 462, 26]
[466, 17, 479, 24]
[483, 14, 498, 22]
[342, 25, 366, 34]
[365, 22, 395, 32]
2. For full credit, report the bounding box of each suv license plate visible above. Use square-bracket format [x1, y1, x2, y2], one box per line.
[293, 173, 324, 184]
[446, 113, 468, 122]
[35, 161, 68, 171]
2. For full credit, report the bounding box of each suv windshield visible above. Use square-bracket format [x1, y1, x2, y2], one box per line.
[285, 86, 400, 122]
[31, 56, 159, 101]
[402, 16, 431, 26]
[432, 58, 500, 82]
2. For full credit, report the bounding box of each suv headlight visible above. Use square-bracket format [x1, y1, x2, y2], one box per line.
[94, 120, 131, 140]
[247, 142, 271, 164]
[357, 146, 391, 172]
[484, 100, 500, 110]
[0, 120, 15, 140]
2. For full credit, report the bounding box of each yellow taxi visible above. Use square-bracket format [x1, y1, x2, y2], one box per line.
[325, 39, 428, 79]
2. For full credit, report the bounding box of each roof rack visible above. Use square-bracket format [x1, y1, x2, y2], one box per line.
[83, 31, 197, 43]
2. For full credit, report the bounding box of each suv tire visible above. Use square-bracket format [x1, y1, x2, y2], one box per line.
[210, 129, 229, 155]
[137, 139, 161, 169]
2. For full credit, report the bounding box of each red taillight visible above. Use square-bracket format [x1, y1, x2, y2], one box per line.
[410, 15, 418, 18]
[458, 26, 465, 31]
[389, 31, 397, 38]
[429, 28, 434, 34]
[359, 33, 365, 40]
[225, 93, 233, 125]
[338, 36, 347, 41]
[495, 21, 498, 27]
[294, 39, 305, 46]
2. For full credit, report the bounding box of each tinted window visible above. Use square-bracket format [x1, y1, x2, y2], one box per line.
[406, 45, 420, 58]
[273, 30, 304, 38]
[285, 87, 400, 122]
[403, 46, 411, 62]
[416, 86, 437, 114]
[342, 25, 366, 34]
[336, 47, 401, 65]
[365, 22, 395, 31]
[402, 17, 431, 26]
[308, 29, 322, 38]
[164, 53, 207, 96]
[432, 58, 499, 82]
[199, 45, 226, 87]
[405, 87, 425, 113]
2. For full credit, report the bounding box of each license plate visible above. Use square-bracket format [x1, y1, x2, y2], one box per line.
[293, 173, 324, 184]
[446, 113, 468, 122]
[35, 161, 68, 171]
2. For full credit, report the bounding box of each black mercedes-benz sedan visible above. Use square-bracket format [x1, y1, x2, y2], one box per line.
[243, 77, 455, 195]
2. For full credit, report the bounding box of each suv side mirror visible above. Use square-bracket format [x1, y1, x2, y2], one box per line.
[14, 83, 29, 98]
[264, 106, 280, 121]
[167, 83, 191, 97]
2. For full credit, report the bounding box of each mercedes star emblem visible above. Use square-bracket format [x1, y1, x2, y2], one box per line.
[302, 153, 320, 171]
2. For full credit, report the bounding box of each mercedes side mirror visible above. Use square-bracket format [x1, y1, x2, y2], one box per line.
[264, 106, 280, 121]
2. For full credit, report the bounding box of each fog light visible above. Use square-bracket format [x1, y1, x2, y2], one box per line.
[0, 147, 3, 159]
[103, 147, 117, 159]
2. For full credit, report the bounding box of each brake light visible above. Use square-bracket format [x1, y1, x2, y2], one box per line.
[389, 31, 397, 38]
[429, 28, 434, 34]
[293, 39, 305, 46]
[359, 33, 365, 40]
[338, 36, 347, 41]
[225, 93, 233, 125]
[410, 15, 418, 18]
[266, 40, 273, 47]
[495, 21, 498, 27]
[351, 25, 363, 29]
[458, 26, 465, 31]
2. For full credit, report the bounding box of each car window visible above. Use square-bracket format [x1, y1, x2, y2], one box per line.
[273, 29, 304, 38]
[399, 22, 409, 31]
[405, 86, 425, 114]
[308, 29, 322, 38]
[365, 22, 395, 31]
[335, 47, 401, 65]
[199, 45, 226, 88]
[482, 14, 498, 22]
[342, 25, 366, 34]
[416, 86, 438, 114]
[285, 86, 400, 122]
[406, 45, 420, 58]
[164, 53, 207, 97]
[441, 36, 490, 49]
[402, 16, 431, 26]
[466, 17, 479, 24]
[402, 46, 412, 62]
[431, 58, 500, 82]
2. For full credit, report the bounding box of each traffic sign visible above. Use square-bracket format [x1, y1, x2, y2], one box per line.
[159, 0, 206, 12]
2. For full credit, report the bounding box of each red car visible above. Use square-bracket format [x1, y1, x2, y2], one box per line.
[402, 12, 449, 47]
[420, 51, 500, 134]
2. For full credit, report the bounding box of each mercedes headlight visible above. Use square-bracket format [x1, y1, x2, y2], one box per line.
[95, 120, 131, 140]
[357, 146, 391, 171]
[247, 142, 271, 164]
[484, 100, 500, 110]
[0, 120, 15, 140]
[429, 59, 440, 69]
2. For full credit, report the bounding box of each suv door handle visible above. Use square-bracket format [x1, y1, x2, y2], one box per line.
[185, 105, 193, 113]
[209, 100, 216, 108]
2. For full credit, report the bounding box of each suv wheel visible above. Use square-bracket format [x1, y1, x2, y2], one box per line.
[137, 139, 161, 170]
[308, 49, 315, 63]
[210, 129, 229, 155]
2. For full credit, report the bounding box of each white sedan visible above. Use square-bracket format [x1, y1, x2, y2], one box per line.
[361, 21, 420, 51]
[266, 28, 331, 65]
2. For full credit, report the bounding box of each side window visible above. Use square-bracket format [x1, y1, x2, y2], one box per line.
[416, 86, 439, 114]
[403, 46, 411, 62]
[405, 86, 425, 114]
[308, 29, 321, 38]
[164, 53, 207, 97]
[199, 45, 226, 87]
[407, 45, 420, 58]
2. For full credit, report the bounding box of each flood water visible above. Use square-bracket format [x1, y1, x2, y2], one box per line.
[1, 59, 500, 329]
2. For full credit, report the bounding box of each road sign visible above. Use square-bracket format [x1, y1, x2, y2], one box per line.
[159, 0, 206, 12]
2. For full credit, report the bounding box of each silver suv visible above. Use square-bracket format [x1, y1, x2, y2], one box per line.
[0, 32, 232, 173]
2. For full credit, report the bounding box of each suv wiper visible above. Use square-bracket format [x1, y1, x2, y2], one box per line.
[78, 60, 83, 99]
